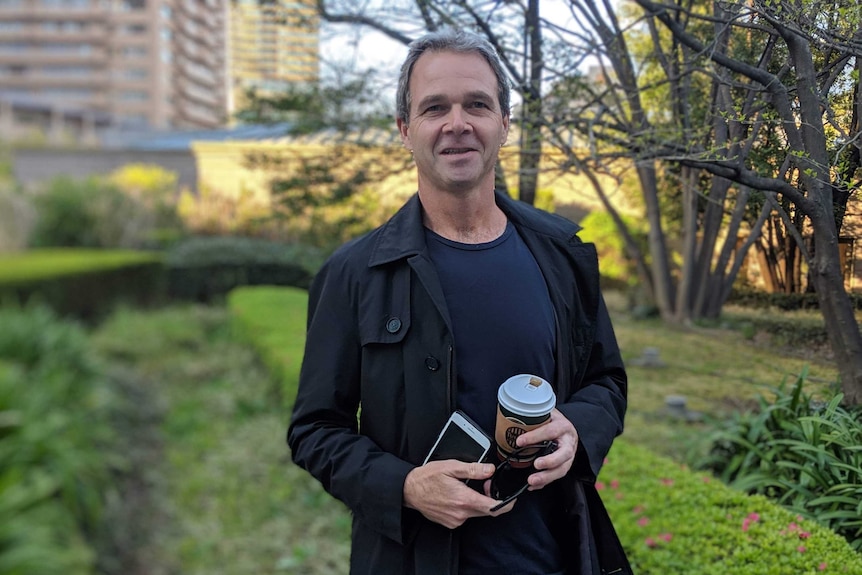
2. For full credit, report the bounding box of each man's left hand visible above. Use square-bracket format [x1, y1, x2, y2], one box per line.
[515, 408, 578, 490]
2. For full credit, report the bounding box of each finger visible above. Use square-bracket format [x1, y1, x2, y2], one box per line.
[528, 457, 574, 490]
[451, 461, 496, 481]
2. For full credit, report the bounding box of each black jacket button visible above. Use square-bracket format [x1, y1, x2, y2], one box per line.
[386, 317, 402, 333]
[425, 356, 440, 371]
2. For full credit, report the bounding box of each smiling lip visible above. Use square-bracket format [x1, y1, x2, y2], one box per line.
[440, 147, 476, 155]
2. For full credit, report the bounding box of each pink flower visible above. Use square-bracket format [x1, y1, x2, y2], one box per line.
[797, 546, 807, 553]
[742, 513, 761, 532]
[818, 563, 827, 571]
[633, 505, 645, 515]
[659, 533, 673, 542]
[637, 517, 650, 527]
[604, 457, 609, 465]
[799, 531, 811, 540]
[645, 537, 657, 548]
[610, 479, 620, 489]
[702, 476, 712, 483]
[788, 522, 799, 532]
[660, 478, 675, 486]
[615, 492, 624, 500]
[596, 481, 606, 491]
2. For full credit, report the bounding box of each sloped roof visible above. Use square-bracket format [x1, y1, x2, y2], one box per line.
[99, 122, 295, 151]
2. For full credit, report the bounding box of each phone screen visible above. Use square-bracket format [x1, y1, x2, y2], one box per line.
[425, 418, 489, 464]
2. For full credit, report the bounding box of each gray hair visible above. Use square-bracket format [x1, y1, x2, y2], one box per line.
[396, 29, 511, 125]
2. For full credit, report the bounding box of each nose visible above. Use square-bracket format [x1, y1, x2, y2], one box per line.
[445, 106, 472, 135]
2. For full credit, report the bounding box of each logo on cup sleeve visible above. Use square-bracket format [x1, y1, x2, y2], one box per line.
[506, 422, 526, 449]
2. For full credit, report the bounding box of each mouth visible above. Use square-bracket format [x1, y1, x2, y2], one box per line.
[440, 147, 476, 156]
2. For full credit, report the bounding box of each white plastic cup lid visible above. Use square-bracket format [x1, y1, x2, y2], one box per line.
[497, 374, 556, 417]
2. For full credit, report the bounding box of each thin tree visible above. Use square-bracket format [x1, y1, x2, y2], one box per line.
[622, 0, 862, 403]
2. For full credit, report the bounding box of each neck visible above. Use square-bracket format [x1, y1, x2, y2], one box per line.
[419, 188, 507, 244]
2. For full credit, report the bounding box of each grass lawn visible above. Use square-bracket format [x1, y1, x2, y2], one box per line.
[605, 291, 839, 462]
[90, 305, 350, 575]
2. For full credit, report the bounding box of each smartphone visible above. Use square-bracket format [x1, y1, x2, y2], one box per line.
[423, 410, 492, 465]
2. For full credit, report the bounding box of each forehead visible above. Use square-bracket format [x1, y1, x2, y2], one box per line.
[409, 50, 499, 102]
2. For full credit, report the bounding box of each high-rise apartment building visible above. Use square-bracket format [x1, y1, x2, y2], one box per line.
[0, 0, 228, 132]
[228, 0, 318, 114]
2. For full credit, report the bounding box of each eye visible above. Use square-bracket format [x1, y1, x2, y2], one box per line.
[470, 101, 490, 109]
[423, 104, 444, 114]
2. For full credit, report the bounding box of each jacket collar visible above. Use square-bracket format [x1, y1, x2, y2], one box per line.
[367, 191, 582, 267]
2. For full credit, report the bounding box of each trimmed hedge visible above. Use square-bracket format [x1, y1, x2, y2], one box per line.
[729, 288, 862, 312]
[0, 249, 165, 321]
[165, 236, 323, 303]
[603, 441, 862, 574]
[229, 285, 862, 574]
[227, 286, 307, 408]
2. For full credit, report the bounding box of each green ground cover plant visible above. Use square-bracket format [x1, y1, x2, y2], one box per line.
[0, 307, 122, 574]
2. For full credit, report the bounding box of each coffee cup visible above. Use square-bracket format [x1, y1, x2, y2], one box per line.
[494, 374, 556, 467]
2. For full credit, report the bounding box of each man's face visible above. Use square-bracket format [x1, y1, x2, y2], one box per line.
[398, 50, 509, 195]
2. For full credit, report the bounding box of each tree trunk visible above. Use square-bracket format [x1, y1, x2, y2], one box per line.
[809, 219, 862, 404]
[638, 165, 676, 318]
[517, 0, 542, 206]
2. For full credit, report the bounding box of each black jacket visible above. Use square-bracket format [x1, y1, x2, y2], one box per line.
[288, 192, 631, 574]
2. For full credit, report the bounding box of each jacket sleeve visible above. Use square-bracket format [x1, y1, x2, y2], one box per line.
[287, 255, 415, 545]
[556, 293, 627, 482]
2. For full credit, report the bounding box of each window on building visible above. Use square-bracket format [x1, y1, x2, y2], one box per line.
[119, 45, 148, 57]
[119, 90, 148, 101]
[124, 23, 147, 34]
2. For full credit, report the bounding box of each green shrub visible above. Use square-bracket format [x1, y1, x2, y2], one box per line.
[0, 249, 165, 321]
[0, 306, 123, 574]
[694, 370, 862, 552]
[30, 176, 103, 248]
[166, 236, 321, 303]
[729, 288, 862, 312]
[0, 184, 37, 252]
[717, 306, 830, 350]
[603, 440, 862, 574]
[578, 210, 648, 290]
[30, 171, 185, 250]
[107, 164, 187, 248]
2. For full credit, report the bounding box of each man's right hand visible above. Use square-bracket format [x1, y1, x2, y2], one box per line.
[403, 460, 515, 529]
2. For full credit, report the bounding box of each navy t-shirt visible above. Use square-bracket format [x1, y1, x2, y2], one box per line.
[425, 222, 565, 575]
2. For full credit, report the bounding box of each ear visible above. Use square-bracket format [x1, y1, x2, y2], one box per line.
[397, 117, 412, 150]
[501, 113, 510, 145]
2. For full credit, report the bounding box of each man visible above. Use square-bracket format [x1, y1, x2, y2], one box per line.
[288, 29, 631, 575]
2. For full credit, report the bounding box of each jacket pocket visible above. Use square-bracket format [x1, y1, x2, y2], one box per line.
[357, 267, 412, 346]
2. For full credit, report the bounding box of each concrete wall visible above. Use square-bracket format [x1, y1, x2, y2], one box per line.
[11, 148, 198, 191]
